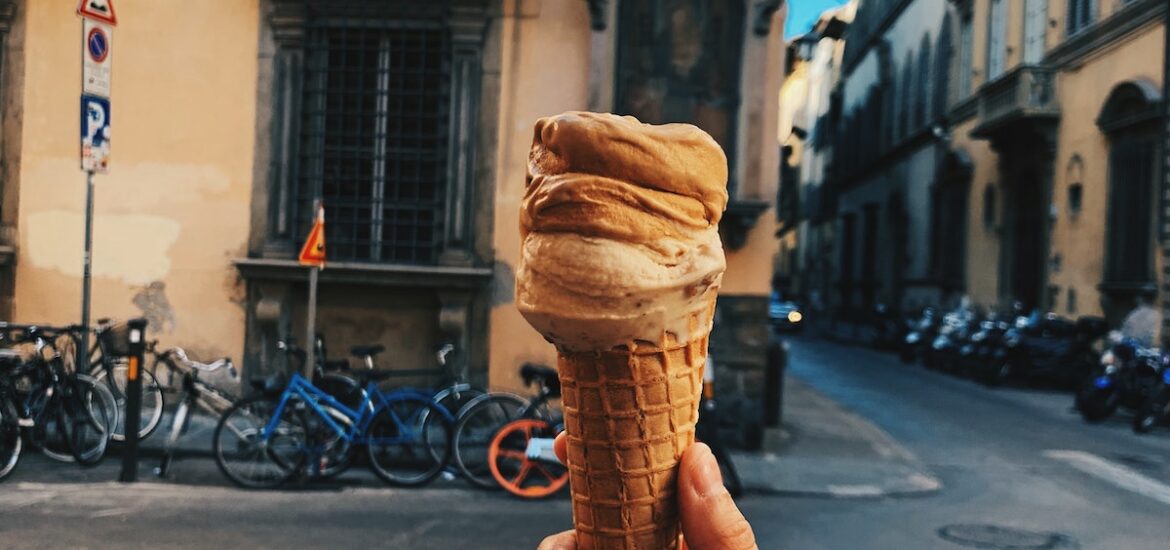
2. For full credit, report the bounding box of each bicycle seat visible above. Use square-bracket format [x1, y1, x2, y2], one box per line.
[521, 363, 561, 398]
[350, 345, 385, 358]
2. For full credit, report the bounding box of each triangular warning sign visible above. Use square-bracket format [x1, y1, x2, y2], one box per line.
[77, 0, 118, 26]
[298, 205, 326, 267]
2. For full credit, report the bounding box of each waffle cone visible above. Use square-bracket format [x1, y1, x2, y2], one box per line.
[558, 297, 715, 550]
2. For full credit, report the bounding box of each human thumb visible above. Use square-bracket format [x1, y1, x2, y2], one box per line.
[678, 443, 757, 550]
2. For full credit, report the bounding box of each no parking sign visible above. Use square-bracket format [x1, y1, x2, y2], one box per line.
[78, 0, 115, 173]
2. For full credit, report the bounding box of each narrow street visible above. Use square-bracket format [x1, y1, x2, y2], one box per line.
[5, 336, 1170, 548]
[774, 336, 1170, 549]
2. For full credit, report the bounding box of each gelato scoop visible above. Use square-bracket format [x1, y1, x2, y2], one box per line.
[517, 111, 728, 352]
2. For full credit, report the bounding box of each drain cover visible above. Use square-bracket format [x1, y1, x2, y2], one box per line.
[938, 524, 1076, 549]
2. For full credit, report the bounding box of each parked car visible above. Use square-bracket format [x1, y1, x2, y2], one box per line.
[769, 295, 804, 332]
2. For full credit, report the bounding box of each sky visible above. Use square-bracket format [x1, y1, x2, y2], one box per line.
[785, 0, 849, 39]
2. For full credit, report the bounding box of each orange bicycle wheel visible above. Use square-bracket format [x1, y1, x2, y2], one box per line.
[488, 418, 568, 498]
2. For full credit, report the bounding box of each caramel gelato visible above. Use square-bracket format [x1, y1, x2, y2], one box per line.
[516, 111, 728, 352]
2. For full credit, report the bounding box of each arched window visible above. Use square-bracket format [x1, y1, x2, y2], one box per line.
[934, 15, 953, 118]
[916, 37, 932, 128]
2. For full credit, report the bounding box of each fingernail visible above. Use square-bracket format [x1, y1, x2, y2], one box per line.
[690, 443, 724, 497]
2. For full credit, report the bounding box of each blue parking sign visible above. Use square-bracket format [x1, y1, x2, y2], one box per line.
[81, 94, 110, 172]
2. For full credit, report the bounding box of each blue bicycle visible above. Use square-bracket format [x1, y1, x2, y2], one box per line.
[212, 370, 454, 489]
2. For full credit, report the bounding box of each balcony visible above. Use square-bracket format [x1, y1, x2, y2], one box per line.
[971, 65, 1060, 139]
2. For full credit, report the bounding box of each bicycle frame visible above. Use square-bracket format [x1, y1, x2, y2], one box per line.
[262, 373, 451, 447]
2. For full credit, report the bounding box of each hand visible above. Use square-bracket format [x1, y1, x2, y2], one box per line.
[538, 433, 757, 550]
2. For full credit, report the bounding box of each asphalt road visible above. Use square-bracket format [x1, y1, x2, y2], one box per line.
[779, 336, 1170, 550]
[3, 336, 1170, 549]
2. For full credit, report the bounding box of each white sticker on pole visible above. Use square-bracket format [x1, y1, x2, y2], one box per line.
[81, 94, 111, 173]
[83, 19, 112, 97]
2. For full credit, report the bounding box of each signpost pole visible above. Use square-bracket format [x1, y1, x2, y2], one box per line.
[304, 266, 318, 380]
[79, 170, 94, 374]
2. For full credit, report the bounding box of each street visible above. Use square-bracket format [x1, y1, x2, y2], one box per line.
[4, 336, 1170, 549]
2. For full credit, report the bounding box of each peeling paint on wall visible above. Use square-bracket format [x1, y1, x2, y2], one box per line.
[25, 210, 181, 285]
[133, 281, 177, 333]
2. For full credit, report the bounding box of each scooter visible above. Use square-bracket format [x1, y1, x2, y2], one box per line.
[1001, 314, 1108, 389]
[900, 308, 939, 364]
[1133, 364, 1170, 433]
[1076, 333, 1164, 423]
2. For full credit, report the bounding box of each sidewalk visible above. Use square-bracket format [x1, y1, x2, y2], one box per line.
[6, 373, 941, 498]
[731, 376, 941, 498]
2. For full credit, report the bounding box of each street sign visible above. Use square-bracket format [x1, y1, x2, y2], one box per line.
[77, 0, 117, 26]
[81, 94, 111, 173]
[82, 19, 112, 97]
[298, 205, 327, 267]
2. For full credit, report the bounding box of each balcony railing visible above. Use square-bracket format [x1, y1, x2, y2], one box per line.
[971, 65, 1060, 138]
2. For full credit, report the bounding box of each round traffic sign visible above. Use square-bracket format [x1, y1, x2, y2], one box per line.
[87, 27, 109, 63]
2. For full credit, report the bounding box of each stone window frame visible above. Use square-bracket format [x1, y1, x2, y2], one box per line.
[247, 0, 492, 272]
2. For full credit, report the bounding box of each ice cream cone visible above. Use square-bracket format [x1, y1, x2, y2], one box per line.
[558, 296, 715, 550]
[516, 111, 728, 550]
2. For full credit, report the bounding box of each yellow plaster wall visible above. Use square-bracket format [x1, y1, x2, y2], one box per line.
[488, 0, 592, 393]
[1048, 23, 1165, 318]
[954, 118, 1001, 310]
[14, 0, 258, 360]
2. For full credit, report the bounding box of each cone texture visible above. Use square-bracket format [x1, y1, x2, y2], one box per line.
[558, 301, 714, 550]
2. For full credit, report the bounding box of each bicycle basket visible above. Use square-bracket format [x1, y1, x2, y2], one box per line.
[98, 322, 132, 357]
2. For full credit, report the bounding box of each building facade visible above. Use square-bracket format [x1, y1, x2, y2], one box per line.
[787, 0, 1166, 328]
[0, 0, 786, 395]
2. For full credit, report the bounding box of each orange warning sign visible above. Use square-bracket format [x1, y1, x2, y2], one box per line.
[77, 0, 118, 26]
[298, 205, 326, 267]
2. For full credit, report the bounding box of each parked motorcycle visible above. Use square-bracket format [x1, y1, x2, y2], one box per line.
[1133, 364, 1170, 433]
[998, 314, 1109, 389]
[1075, 332, 1164, 423]
[961, 314, 1017, 383]
[926, 308, 980, 373]
[900, 308, 939, 364]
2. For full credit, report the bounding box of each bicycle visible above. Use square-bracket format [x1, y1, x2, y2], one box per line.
[451, 364, 550, 490]
[212, 368, 454, 489]
[154, 347, 236, 478]
[56, 318, 166, 442]
[485, 364, 568, 498]
[0, 323, 116, 468]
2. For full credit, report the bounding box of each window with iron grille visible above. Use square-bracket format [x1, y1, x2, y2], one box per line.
[297, 16, 451, 264]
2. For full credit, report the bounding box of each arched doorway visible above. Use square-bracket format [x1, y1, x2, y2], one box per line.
[931, 149, 973, 305]
[1096, 79, 1163, 322]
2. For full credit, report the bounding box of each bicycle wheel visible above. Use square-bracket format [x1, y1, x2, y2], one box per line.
[488, 419, 567, 498]
[452, 393, 528, 489]
[366, 397, 452, 486]
[299, 399, 356, 479]
[93, 362, 165, 441]
[68, 375, 114, 466]
[0, 391, 21, 481]
[39, 374, 115, 465]
[213, 396, 305, 489]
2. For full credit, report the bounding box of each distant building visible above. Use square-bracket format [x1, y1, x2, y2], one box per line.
[778, 1, 856, 314]
[785, 0, 1167, 327]
[0, 0, 787, 393]
[957, 0, 1166, 325]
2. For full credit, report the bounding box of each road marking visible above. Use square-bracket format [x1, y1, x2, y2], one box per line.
[91, 507, 136, 518]
[1044, 450, 1170, 506]
[827, 484, 883, 497]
